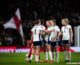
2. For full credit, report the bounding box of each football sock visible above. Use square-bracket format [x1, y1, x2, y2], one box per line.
[64, 51, 68, 60]
[56, 51, 59, 62]
[45, 51, 49, 60]
[29, 54, 33, 60]
[35, 55, 39, 62]
[68, 50, 71, 61]
[53, 52, 55, 62]
[49, 51, 53, 60]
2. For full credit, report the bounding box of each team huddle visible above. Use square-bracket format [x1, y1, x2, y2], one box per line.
[25, 18, 73, 63]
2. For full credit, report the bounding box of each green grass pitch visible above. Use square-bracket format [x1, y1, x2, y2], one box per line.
[0, 52, 80, 65]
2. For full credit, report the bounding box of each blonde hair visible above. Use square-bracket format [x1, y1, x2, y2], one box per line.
[62, 18, 69, 24]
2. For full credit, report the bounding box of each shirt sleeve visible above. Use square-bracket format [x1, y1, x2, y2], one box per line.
[68, 25, 72, 29]
[31, 27, 34, 32]
[43, 26, 46, 30]
[41, 26, 46, 30]
[61, 27, 63, 32]
[47, 27, 52, 31]
[56, 26, 60, 32]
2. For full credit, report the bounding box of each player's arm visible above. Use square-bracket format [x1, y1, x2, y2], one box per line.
[43, 29, 55, 34]
[31, 28, 34, 44]
[69, 28, 73, 43]
[56, 26, 61, 40]
[39, 26, 46, 35]
[60, 28, 63, 40]
[57, 31, 61, 40]
[31, 32, 33, 41]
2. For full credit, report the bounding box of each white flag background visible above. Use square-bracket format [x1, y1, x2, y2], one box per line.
[3, 8, 24, 45]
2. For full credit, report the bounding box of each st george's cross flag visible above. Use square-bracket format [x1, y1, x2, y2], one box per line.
[3, 8, 24, 45]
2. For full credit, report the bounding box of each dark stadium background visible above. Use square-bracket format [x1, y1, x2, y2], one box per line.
[0, 0, 80, 46]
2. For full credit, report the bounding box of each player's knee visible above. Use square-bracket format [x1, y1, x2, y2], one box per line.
[36, 52, 39, 55]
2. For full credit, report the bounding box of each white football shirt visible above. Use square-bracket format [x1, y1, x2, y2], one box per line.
[61, 25, 72, 40]
[45, 26, 54, 42]
[31, 25, 45, 41]
[50, 25, 60, 40]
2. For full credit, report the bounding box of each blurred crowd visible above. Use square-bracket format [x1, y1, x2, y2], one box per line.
[0, 18, 80, 46]
[0, 0, 80, 46]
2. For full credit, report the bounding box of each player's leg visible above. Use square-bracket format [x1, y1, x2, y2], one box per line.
[63, 40, 69, 62]
[44, 41, 49, 62]
[56, 40, 62, 62]
[25, 48, 32, 61]
[25, 41, 35, 62]
[28, 43, 33, 58]
[35, 41, 42, 62]
[45, 45, 49, 62]
[27, 46, 35, 63]
[64, 44, 68, 62]
[35, 46, 40, 62]
[51, 42, 55, 62]
[55, 43, 59, 62]
[66, 43, 71, 62]
[29, 46, 35, 61]
[65, 40, 71, 62]
[28, 40, 33, 58]
[25, 40, 32, 61]
[51, 42, 59, 62]
[46, 43, 53, 63]
[62, 40, 67, 62]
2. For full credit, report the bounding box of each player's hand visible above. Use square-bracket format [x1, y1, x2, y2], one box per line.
[70, 39, 73, 43]
[51, 37, 56, 42]
[69, 39, 73, 43]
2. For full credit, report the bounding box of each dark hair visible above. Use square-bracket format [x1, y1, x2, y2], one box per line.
[52, 19, 56, 23]
[34, 19, 40, 24]
[48, 19, 56, 24]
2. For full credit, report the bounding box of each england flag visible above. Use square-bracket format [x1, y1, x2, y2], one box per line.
[3, 8, 24, 45]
